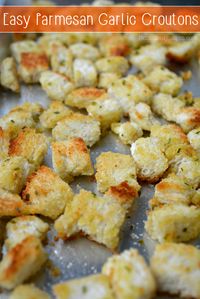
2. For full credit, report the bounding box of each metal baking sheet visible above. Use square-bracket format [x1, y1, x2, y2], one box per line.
[0, 56, 200, 299]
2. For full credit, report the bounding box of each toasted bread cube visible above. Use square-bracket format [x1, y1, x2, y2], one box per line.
[108, 75, 153, 113]
[111, 121, 143, 145]
[0, 57, 20, 93]
[11, 41, 40, 63]
[152, 93, 185, 122]
[9, 128, 48, 167]
[0, 127, 9, 161]
[169, 154, 200, 188]
[65, 87, 106, 109]
[53, 274, 114, 299]
[193, 97, 200, 109]
[102, 249, 156, 299]
[130, 44, 167, 74]
[143, 66, 183, 96]
[150, 243, 200, 298]
[38, 37, 64, 57]
[175, 107, 200, 133]
[54, 189, 126, 250]
[86, 97, 122, 134]
[22, 166, 73, 219]
[0, 189, 25, 217]
[52, 113, 101, 147]
[188, 127, 200, 154]
[73, 59, 97, 87]
[0, 236, 47, 290]
[10, 284, 50, 299]
[95, 56, 129, 76]
[150, 174, 195, 208]
[99, 34, 129, 57]
[131, 137, 168, 183]
[69, 42, 100, 61]
[5, 216, 49, 250]
[18, 52, 49, 84]
[98, 72, 121, 89]
[39, 101, 72, 130]
[192, 189, 200, 206]
[50, 46, 73, 79]
[40, 71, 75, 101]
[0, 156, 33, 194]
[52, 138, 94, 181]
[95, 152, 140, 194]
[129, 103, 160, 131]
[145, 204, 200, 243]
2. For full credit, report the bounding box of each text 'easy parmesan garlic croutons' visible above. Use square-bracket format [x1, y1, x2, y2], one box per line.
[54, 189, 126, 250]
[102, 249, 156, 299]
[151, 243, 200, 298]
[52, 138, 94, 182]
[53, 274, 114, 299]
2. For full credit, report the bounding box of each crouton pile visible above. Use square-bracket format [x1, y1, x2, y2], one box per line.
[1, 0, 200, 298]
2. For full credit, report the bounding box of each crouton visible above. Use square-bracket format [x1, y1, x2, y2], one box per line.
[108, 75, 153, 113]
[95, 152, 140, 199]
[188, 127, 200, 154]
[5, 216, 49, 250]
[131, 137, 168, 182]
[130, 44, 167, 74]
[53, 274, 114, 299]
[50, 45, 73, 79]
[18, 52, 49, 84]
[0, 57, 20, 92]
[39, 71, 75, 101]
[52, 138, 94, 181]
[175, 107, 200, 133]
[86, 97, 122, 134]
[99, 34, 130, 57]
[22, 166, 73, 219]
[52, 113, 101, 147]
[111, 121, 143, 145]
[0, 156, 33, 194]
[95, 56, 129, 76]
[150, 174, 196, 208]
[129, 103, 160, 131]
[11, 41, 40, 63]
[143, 66, 183, 96]
[152, 93, 185, 122]
[10, 284, 50, 299]
[69, 42, 100, 61]
[0, 236, 47, 290]
[65, 87, 106, 109]
[150, 243, 200, 298]
[145, 204, 200, 243]
[102, 249, 156, 299]
[54, 189, 126, 250]
[73, 59, 97, 87]
[39, 101, 72, 130]
[98, 72, 121, 89]
[9, 128, 48, 168]
[0, 189, 25, 217]
[0, 127, 9, 161]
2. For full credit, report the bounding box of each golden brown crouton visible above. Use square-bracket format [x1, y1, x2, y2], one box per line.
[18, 52, 49, 84]
[9, 128, 48, 168]
[145, 204, 200, 243]
[111, 122, 143, 145]
[53, 274, 114, 299]
[22, 166, 73, 219]
[188, 127, 200, 155]
[10, 284, 50, 299]
[98, 72, 121, 89]
[73, 58, 97, 88]
[52, 113, 101, 147]
[0, 57, 20, 93]
[65, 87, 106, 109]
[0, 127, 9, 161]
[11, 40, 41, 63]
[151, 243, 200, 298]
[50, 45, 73, 79]
[99, 34, 130, 57]
[54, 189, 126, 250]
[69, 42, 100, 61]
[102, 249, 156, 299]
[0, 189, 25, 217]
[95, 56, 129, 75]
[52, 138, 94, 181]
[175, 107, 200, 133]
[0, 236, 47, 290]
